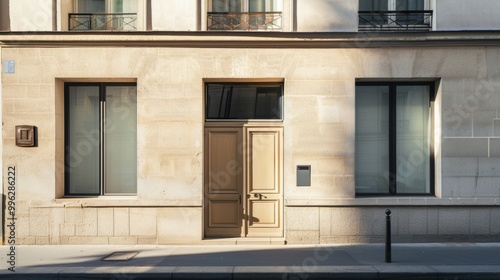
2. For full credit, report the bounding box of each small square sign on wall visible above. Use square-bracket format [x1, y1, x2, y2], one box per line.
[4, 60, 15, 74]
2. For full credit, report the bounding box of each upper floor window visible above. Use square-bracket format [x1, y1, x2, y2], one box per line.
[208, 0, 283, 31]
[69, 0, 137, 31]
[358, 0, 432, 31]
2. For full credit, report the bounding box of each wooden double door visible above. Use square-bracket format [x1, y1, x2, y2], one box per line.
[204, 124, 283, 238]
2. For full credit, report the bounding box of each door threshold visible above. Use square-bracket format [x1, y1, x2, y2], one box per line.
[202, 237, 286, 245]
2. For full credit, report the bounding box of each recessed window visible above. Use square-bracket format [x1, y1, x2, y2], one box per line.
[358, 0, 432, 31]
[70, 0, 137, 31]
[205, 83, 283, 120]
[65, 83, 137, 196]
[208, 0, 283, 31]
[355, 82, 434, 195]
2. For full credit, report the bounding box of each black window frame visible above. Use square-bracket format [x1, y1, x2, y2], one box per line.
[64, 82, 137, 197]
[355, 81, 436, 196]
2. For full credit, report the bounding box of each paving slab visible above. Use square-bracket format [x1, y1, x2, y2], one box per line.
[0, 243, 499, 279]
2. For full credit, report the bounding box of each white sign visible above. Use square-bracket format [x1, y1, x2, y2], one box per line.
[4, 60, 15, 74]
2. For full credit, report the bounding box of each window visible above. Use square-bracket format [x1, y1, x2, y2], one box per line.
[76, 0, 137, 14]
[208, 0, 283, 31]
[65, 83, 137, 196]
[358, 0, 432, 31]
[70, 0, 137, 31]
[359, 0, 425, 11]
[211, 0, 281, 12]
[355, 82, 434, 195]
[205, 83, 283, 120]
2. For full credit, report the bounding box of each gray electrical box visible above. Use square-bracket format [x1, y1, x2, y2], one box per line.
[297, 165, 311, 186]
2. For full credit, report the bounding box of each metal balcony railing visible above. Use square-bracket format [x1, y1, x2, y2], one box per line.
[207, 12, 282, 31]
[69, 13, 137, 31]
[358, 10, 432, 31]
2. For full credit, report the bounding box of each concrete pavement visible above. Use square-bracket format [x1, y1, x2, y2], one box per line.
[0, 243, 499, 279]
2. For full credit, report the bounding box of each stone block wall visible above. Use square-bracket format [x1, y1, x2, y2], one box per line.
[2, 37, 500, 244]
[16, 204, 202, 245]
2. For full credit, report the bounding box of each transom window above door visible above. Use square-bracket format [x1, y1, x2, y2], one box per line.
[70, 0, 138, 31]
[208, 0, 283, 31]
[205, 83, 283, 120]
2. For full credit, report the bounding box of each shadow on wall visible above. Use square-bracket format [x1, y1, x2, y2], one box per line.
[0, 0, 10, 31]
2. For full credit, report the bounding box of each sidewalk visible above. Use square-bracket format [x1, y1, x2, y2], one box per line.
[0, 243, 500, 279]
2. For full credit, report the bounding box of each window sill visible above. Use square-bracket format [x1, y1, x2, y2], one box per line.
[47, 197, 202, 208]
[285, 197, 500, 207]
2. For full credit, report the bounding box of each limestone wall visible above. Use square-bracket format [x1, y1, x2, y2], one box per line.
[435, 0, 500, 31]
[9, 0, 53, 31]
[2, 41, 500, 244]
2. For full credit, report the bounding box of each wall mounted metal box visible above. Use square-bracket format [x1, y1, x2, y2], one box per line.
[297, 165, 311, 186]
[16, 125, 36, 147]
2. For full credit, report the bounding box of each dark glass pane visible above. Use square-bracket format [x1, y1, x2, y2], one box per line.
[78, 0, 105, 13]
[359, 0, 388, 11]
[66, 86, 100, 195]
[396, 86, 430, 194]
[396, 0, 424, 10]
[355, 85, 390, 194]
[105, 86, 137, 195]
[212, 0, 241, 12]
[206, 84, 282, 120]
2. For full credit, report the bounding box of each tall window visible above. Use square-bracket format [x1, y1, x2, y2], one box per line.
[358, 0, 431, 30]
[77, 0, 137, 14]
[65, 83, 137, 196]
[208, 0, 283, 31]
[359, 0, 425, 11]
[205, 83, 283, 120]
[355, 82, 434, 195]
[211, 0, 281, 12]
[70, 0, 137, 31]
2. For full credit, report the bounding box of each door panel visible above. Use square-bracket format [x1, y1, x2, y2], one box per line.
[207, 130, 241, 193]
[249, 132, 279, 192]
[209, 200, 240, 227]
[249, 200, 280, 227]
[205, 128, 243, 237]
[246, 128, 283, 237]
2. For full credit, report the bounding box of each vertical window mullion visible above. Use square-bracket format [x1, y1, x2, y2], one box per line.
[225, 86, 234, 118]
[100, 84, 106, 196]
[388, 85, 397, 195]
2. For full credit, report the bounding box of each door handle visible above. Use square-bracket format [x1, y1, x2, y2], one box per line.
[253, 193, 267, 199]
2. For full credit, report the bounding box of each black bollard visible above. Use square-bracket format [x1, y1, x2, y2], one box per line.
[385, 209, 392, 263]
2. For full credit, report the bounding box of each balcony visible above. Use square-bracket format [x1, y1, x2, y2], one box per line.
[358, 10, 432, 31]
[207, 12, 282, 31]
[69, 13, 137, 31]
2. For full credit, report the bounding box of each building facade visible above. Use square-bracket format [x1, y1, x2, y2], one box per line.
[0, 0, 500, 245]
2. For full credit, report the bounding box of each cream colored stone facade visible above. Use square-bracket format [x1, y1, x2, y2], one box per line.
[2, 0, 500, 245]
[1, 37, 500, 244]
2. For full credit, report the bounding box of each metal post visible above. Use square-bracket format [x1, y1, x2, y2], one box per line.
[385, 209, 392, 263]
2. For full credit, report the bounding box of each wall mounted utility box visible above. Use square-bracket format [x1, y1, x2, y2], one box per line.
[16, 125, 37, 147]
[297, 165, 311, 186]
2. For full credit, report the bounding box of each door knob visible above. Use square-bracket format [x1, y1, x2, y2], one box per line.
[253, 193, 267, 199]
